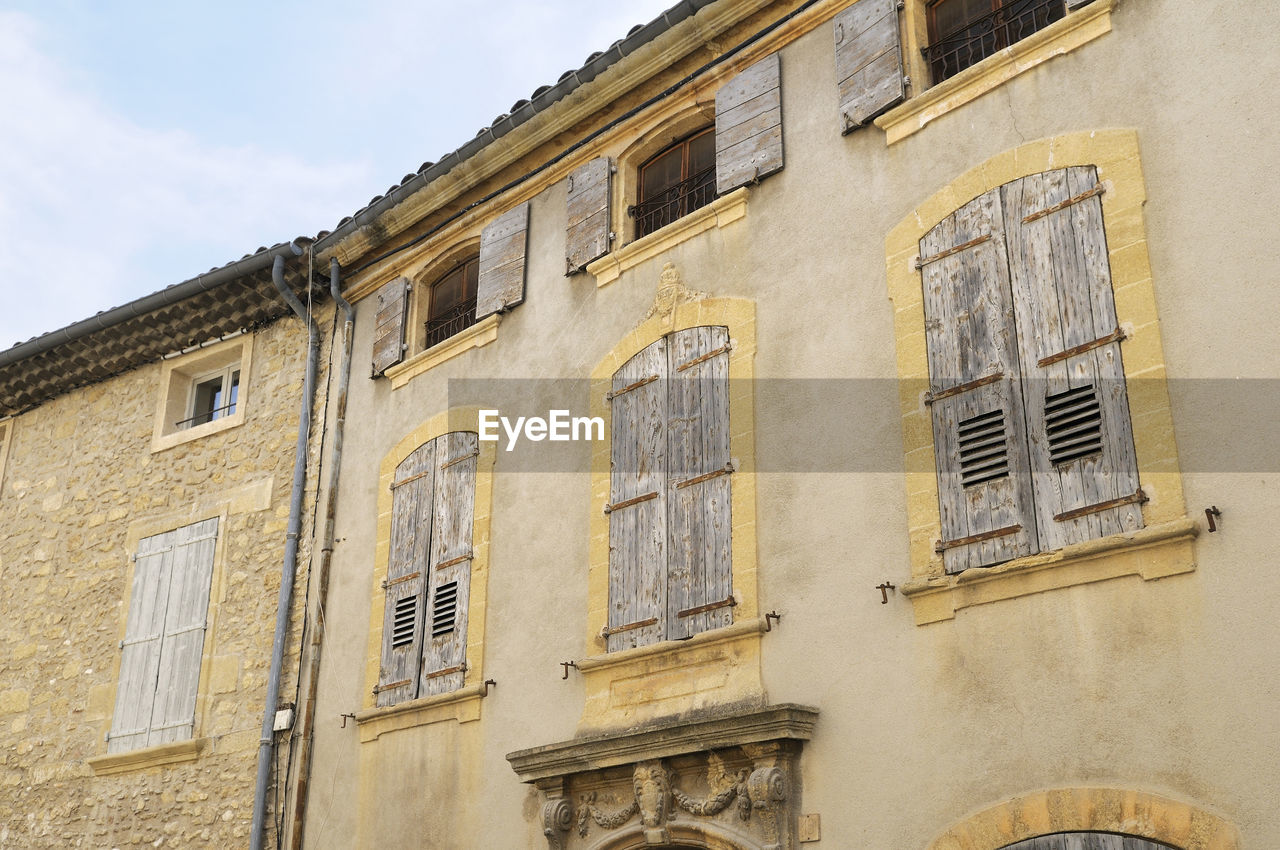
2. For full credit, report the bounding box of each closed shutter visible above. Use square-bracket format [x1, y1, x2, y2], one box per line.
[1002, 833, 1166, 850]
[371, 277, 411, 376]
[1002, 167, 1142, 550]
[606, 337, 669, 651]
[420, 431, 478, 697]
[476, 202, 530, 320]
[148, 517, 218, 746]
[665, 327, 733, 638]
[566, 157, 612, 273]
[109, 530, 174, 753]
[715, 53, 784, 194]
[377, 442, 436, 707]
[833, 0, 906, 133]
[921, 188, 1038, 573]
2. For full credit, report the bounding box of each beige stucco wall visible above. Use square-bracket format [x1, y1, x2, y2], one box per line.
[299, 0, 1279, 848]
[0, 310, 331, 848]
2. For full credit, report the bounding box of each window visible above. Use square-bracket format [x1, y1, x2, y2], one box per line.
[605, 326, 733, 651]
[183, 365, 240, 428]
[925, 0, 1066, 83]
[108, 518, 219, 752]
[921, 166, 1141, 574]
[632, 128, 717, 238]
[152, 334, 251, 451]
[376, 431, 479, 706]
[423, 256, 479, 349]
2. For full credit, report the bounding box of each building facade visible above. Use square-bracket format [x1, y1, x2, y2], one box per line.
[2, 0, 1277, 848]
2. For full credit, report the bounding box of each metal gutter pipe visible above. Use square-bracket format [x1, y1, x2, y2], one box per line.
[286, 258, 353, 850]
[251, 248, 320, 850]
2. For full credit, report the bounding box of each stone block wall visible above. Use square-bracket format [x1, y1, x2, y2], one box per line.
[0, 310, 332, 848]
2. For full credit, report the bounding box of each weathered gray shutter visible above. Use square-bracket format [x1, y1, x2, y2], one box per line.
[834, 0, 906, 133]
[148, 517, 218, 746]
[420, 431, 478, 697]
[665, 327, 733, 639]
[1002, 166, 1142, 551]
[377, 442, 435, 707]
[109, 530, 174, 753]
[371, 277, 411, 376]
[476, 202, 530, 319]
[606, 338, 669, 651]
[715, 53, 784, 194]
[566, 157, 612, 273]
[921, 188, 1038, 573]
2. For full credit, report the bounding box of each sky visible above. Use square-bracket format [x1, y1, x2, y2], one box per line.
[0, 0, 675, 349]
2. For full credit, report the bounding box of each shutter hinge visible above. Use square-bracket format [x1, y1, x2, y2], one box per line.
[130, 553, 137, 563]
[608, 231, 616, 242]
[118, 640, 124, 650]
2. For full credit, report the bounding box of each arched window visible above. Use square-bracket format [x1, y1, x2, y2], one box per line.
[375, 431, 478, 706]
[921, 166, 1141, 573]
[605, 326, 733, 651]
[632, 128, 717, 238]
[424, 255, 480, 349]
[999, 833, 1177, 849]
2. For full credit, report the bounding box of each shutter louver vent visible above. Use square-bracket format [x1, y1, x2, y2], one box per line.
[958, 409, 1009, 487]
[391, 596, 417, 648]
[432, 582, 458, 637]
[1045, 385, 1103, 465]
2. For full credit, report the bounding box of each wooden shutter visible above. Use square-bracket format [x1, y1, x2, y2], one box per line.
[377, 442, 436, 707]
[1002, 167, 1142, 551]
[109, 530, 175, 753]
[566, 157, 612, 273]
[371, 277, 411, 376]
[606, 338, 669, 651]
[833, 0, 906, 133]
[148, 517, 218, 746]
[921, 188, 1038, 573]
[715, 53, 784, 194]
[420, 432, 478, 697]
[665, 327, 733, 639]
[476, 202, 530, 319]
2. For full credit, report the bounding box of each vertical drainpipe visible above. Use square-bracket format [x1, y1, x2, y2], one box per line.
[252, 247, 320, 850]
[287, 258, 353, 850]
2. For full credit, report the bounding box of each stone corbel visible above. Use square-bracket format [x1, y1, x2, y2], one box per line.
[537, 777, 574, 850]
[742, 741, 794, 850]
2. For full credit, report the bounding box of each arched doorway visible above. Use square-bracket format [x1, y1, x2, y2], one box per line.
[1000, 833, 1178, 849]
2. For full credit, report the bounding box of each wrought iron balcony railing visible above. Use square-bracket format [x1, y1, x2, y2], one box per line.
[424, 299, 478, 349]
[924, 0, 1066, 84]
[629, 166, 718, 238]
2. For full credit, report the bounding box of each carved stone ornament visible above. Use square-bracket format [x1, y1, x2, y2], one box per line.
[633, 760, 672, 844]
[542, 798, 574, 850]
[646, 262, 708, 328]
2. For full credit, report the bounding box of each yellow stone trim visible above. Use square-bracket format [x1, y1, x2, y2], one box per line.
[383, 313, 500, 390]
[362, 406, 496, 714]
[86, 737, 208, 776]
[588, 189, 749, 289]
[354, 683, 487, 742]
[884, 130, 1189, 622]
[929, 787, 1239, 850]
[877, 0, 1115, 145]
[901, 518, 1198, 625]
[150, 333, 254, 453]
[0, 418, 12, 497]
[584, 297, 760, 729]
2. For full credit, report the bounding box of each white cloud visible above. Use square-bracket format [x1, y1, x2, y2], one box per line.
[0, 11, 373, 348]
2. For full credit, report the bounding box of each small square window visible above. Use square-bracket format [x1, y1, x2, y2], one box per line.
[152, 335, 252, 452]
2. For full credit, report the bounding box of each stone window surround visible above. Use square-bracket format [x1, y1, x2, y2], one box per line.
[582, 287, 765, 729]
[884, 129, 1196, 625]
[356, 407, 496, 740]
[85, 477, 275, 775]
[877, 0, 1115, 145]
[150, 333, 253, 453]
